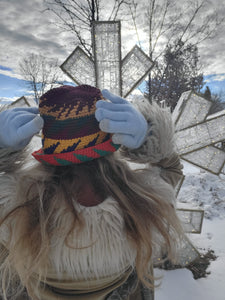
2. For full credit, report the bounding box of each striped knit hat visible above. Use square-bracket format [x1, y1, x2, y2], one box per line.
[32, 85, 120, 165]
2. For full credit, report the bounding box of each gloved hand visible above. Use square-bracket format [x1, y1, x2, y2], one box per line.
[95, 89, 147, 149]
[0, 107, 43, 150]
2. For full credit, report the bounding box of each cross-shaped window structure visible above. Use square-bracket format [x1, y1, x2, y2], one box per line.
[61, 21, 154, 97]
[174, 91, 225, 175]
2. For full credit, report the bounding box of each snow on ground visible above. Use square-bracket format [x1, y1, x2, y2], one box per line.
[155, 161, 225, 300]
[177, 162, 225, 220]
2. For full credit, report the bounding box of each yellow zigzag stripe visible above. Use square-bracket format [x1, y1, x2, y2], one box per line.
[42, 131, 109, 154]
[40, 99, 100, 120]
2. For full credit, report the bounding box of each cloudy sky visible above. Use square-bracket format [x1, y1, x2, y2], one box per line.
[0, 0, 225, 102]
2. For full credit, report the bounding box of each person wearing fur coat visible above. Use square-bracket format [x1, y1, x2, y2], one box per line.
[0, 85, 183, 300]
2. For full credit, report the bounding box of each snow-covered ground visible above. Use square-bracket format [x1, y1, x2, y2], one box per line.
[155, 161, 225, 300]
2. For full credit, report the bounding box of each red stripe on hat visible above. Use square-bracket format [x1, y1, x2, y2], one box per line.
[32, 139, 120, 165]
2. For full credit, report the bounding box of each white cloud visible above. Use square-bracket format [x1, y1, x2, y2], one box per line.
[0, 96, 17, 104]
[0, 68, 23, 79]
[205, 74, 225, 82]
[213, 74, 225, 82]
[0, 0, 224, 80]
[0, 0, 75, 75]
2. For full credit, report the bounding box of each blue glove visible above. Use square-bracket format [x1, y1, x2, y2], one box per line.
[0, 107, 43, 150]
[95, 89, 147, 149]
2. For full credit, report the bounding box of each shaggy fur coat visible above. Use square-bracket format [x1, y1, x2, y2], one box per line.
[0, 100, 183, 300]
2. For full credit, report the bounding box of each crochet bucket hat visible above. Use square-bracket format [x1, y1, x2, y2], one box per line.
[32, 85, 120, 166]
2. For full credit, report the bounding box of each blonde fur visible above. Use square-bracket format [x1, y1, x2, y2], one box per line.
[0, 101, 184, 299]
[48, 197, 136, 280]
[121, 100, 175, 163]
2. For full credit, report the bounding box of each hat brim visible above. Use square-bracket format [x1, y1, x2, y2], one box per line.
[32, 139, 120, 166]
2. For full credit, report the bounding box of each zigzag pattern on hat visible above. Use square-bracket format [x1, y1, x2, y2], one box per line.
[42, 131, 111, 154]
[32, 139, 120, 165]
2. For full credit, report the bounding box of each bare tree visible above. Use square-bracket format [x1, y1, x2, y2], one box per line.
[44, 0, 133, 57]
[139, 0, 223, 61]
[128, 0, 224, 102]
[19, 54, 63, 103]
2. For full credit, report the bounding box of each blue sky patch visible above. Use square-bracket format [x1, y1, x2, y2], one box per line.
[0, 65, 13, 72]
[0, 74, 29, 98]
[0, 72, 224, 102]
[138, 74, 225, 101]
[203, 74, 225, 97]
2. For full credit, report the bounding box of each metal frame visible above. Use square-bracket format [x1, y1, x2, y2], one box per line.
[121, 45, 154, 97]
[10, 96, 30, 108]
[175, 174, 185, 197]
[175, 235, 201, 267]
[61, 21, 153, 97]
[181, 146, 225, 175]
[174, 91, 225, 175]
[60, 46, 95, 86]
[93, 21, 122, 95]
[173, 91, 213, 130]
[177, 208, 204, 234]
